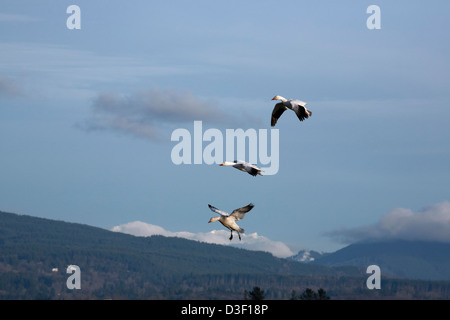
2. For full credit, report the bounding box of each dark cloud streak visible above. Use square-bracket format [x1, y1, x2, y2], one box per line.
[0, 77, 22, 97]
[326, 201, 450, 244]
[80, 88, 260, 141]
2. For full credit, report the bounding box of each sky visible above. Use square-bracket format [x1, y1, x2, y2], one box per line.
[1, 1, 449, 256]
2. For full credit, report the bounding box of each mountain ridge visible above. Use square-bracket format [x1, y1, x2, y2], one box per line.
[1, 209, 450, 299]
[308, 240, 450, 281]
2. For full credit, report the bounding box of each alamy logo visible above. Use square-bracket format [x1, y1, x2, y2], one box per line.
[366, 265, 381, 289]
[171, 121, 280, 175]
[66, 5, 81, 30]
[66, 265, 81, 290]
[366, 5, 381, 30]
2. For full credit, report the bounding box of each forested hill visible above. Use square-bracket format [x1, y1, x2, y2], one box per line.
[1, 210, 450, 299]
[312, 240, 450, 281]
[0, 210, 339, 276]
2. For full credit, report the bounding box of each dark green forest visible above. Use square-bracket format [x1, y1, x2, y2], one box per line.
[1, 210, 450, 299]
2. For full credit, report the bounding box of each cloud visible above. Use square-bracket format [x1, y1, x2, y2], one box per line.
[80, 88, 237, 140]
[327, 201, 450, 244]
[111, 221, 294, 258]
[0, 77, 21, 97]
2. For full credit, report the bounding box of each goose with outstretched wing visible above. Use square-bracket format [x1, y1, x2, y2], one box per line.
[208, 203, 254, 240]
[219, 160, 262, 176]
[271, 95, 312, 127]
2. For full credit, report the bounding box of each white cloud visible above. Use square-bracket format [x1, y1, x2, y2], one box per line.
[327, 201, 450, 244]
[111, 221, 294, 258]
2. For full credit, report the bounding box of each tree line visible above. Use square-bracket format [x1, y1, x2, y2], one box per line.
[244, 286, 330, 300]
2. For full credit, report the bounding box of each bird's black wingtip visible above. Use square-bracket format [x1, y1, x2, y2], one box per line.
[249, 168, 259, 176]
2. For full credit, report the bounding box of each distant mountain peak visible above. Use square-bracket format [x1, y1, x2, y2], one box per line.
[288, 250, 326, 263]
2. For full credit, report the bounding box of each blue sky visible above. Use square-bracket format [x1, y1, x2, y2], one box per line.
[1, 1, 449, 255]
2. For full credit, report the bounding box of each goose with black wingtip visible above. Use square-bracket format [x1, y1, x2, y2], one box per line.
[208, 203, 254, 241]
[271, 95, 312, 127]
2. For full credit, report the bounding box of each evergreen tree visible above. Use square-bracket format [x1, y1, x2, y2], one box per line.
[299, 288, 316, 300]
[317, 288, 330, 300]
[245, 286, 265, 300]
[292, 288, 330, 300]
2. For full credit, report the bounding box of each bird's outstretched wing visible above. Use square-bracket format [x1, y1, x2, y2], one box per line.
[244, 163, 261, 176]
[247, 166, 259, 176]
[230, 203, 254, 221]
[271, 103, 287, 127]
[291, 104, 309, 121]
[247, 164, 262, 176]
[208, 204, 229, 217]
[290, 99, 307, 107]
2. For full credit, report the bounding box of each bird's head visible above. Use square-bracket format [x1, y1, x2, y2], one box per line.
[272, 95, 285, 101]
[219, 161, 235, 166]
[208, 217, 220, 223]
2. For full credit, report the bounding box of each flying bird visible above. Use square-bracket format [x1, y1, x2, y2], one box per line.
[219, 160, 263, 176]
[208, 203, 254, 241]
[271, 95, 312, 127]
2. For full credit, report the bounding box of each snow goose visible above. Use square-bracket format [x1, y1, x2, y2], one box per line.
[208, 203, 254, 240]
[219, 160, 262, 176]
[271, 95, 312, 127]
